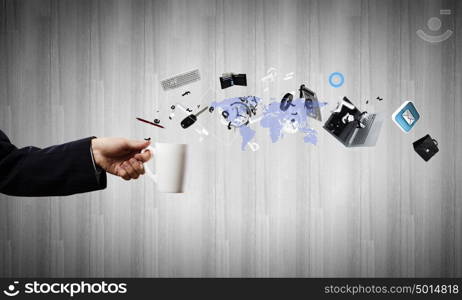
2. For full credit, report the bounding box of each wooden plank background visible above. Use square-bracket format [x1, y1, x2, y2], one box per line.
[0, 0, 461, 277]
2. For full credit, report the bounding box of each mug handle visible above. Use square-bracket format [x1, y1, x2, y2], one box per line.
[142, 145, 157, 183]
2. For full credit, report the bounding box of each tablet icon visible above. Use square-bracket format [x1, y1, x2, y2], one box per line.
[417, 10, 453, 43]
[3, 282, 20, 297]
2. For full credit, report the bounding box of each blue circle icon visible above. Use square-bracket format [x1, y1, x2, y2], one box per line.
[328, 72, 344, 88]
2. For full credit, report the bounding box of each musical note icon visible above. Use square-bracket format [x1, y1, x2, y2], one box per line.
[261, 67, 278, 82]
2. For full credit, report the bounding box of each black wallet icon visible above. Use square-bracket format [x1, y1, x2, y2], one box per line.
[413, 134, 439, 162]
[220, 73, 247, 89]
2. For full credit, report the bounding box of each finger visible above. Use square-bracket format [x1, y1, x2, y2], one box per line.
[126, 139, 150, 151]
[122, 161, 139, 179]
[129, 158, 145, 175]
[117, 167, 131, 181]
[134, 151, 152, 163]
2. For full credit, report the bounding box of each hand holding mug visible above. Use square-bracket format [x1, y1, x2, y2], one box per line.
[91, 137, 152, 180]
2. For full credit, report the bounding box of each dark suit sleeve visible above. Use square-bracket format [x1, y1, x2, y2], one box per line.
[0, 130, 107, 197]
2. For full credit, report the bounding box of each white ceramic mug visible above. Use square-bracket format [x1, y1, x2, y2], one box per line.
[143, 143, 187, 193]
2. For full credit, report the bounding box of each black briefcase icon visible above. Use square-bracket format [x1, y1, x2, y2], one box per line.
[413, 134, 439, 162]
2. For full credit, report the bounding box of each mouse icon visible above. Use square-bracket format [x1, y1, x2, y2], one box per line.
[417, 10, 453, 43]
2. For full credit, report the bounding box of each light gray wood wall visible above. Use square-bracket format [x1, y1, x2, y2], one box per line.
[1, 0, 461, 277]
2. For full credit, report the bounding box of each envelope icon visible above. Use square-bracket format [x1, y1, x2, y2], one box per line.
[402, 109, 415, 125]
[392, 101, 420, 133]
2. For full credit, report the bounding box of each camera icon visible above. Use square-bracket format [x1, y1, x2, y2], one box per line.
[3, 281, 20, 297]
[417, 9, 453, 43]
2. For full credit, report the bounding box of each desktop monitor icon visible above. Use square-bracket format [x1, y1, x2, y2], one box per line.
[392, 101, 420, 133]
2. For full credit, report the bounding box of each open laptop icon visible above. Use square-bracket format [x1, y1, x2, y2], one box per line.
[392, 101, 420, 133]
[323, 97, 384, 147]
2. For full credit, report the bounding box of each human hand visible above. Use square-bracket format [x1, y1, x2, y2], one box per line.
[91, 137, 152, 180]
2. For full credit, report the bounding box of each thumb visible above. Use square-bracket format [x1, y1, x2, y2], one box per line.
[126, 139, 150, 151]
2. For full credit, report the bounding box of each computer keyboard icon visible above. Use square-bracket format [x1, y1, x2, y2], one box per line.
[392, 101, 420, 133]
[161, 69, 201, 91]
